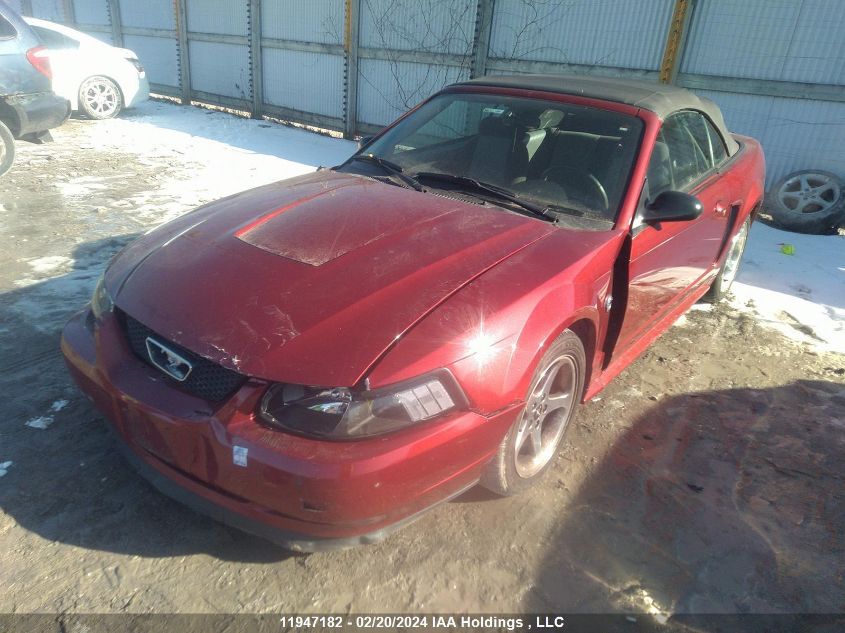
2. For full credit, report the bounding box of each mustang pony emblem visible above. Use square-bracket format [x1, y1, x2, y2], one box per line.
[145, 337, 193, 382]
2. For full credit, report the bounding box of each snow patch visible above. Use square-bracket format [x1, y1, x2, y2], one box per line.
[76, 100, 356, 228]
[0, 461, 12, 477]
[50, 399, 69, 412]
[12, 278, 40, 288]
[25, 416, 54, 430]
[731, 223, 844, 354]
[14, 256, 77, 290]
[25, 255, 73, 275]
[57, 178, 111, 198]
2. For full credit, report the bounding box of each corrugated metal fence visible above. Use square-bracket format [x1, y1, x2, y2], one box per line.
[13, 0, 845, 184]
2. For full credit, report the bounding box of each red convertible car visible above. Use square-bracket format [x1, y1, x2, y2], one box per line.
[62, 75, 765, 551]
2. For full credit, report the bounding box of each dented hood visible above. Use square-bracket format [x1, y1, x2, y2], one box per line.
[108, 171, 555, 386]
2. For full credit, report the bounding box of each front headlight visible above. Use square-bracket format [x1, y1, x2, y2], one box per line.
[258, 369, 467, 439]
[91, 274, 114, 320]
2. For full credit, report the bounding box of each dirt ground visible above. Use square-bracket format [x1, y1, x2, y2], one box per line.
[1, 108, 844, 627]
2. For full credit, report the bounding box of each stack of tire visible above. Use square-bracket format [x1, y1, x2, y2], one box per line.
[766, 169, 845, 234]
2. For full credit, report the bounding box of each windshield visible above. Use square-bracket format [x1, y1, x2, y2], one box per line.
[352, 92, 643, 222]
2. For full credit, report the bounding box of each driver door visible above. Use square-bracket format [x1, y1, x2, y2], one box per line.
[613, 110, 732, 353]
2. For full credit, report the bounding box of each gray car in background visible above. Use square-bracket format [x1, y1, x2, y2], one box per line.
[0, 0, 70, 176]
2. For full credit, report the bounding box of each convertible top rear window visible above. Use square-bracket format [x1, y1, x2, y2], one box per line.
[358, 92, 643, 222]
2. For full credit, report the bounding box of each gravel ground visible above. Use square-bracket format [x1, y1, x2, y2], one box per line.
[0, 105, 843, 626]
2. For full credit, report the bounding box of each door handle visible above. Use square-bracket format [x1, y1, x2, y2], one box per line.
[714, 202, 727, 217]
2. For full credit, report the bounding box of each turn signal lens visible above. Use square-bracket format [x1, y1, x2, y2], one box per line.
[90, 274, 114, 320]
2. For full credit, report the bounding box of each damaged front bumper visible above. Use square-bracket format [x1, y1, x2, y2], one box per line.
[60, 307, 518, 551]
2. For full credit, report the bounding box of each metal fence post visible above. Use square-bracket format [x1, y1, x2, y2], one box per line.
[248, 0, 263, 119]
[659, 0, 695, 84]
[175, 0, 192, 104]
[61, 0, 75, 25]
[343, 0, 360, 139]
[470, 0, 494, 79]
[107, 0, 123, 47]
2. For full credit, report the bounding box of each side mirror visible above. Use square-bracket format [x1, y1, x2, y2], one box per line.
[357, 135, 373, 150]
[643, 190, 703, 223]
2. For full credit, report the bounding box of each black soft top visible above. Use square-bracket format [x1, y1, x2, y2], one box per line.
[454, 74, 739, 155]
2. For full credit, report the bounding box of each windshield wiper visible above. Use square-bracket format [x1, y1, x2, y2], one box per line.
[349, 154, 424, 191]
[413, 172, 557, 221]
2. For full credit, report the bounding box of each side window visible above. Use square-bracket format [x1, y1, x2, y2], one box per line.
[705, 117, 728, 165]
[32, 26, 79, 50]
[680, 112, 713, 167]
[660, 112, 713, 191]
[0, 15, 16, 39]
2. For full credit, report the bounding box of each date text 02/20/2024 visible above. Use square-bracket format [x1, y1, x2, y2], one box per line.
[277, 615, 568, 630]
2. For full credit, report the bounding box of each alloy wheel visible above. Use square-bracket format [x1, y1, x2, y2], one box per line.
[721, 220, 749, 290]
[777, 172, 840, 216]
[82, 80, 119, 118]
[513, 354, 577, 478]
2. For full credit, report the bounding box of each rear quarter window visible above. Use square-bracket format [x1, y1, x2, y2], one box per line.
[0, 15, 17, 39]
[705, 118, 728, 165]
[32, 25, 79, 50]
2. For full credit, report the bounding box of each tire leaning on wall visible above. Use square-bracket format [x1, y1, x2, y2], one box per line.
[766, 169, 845, 234]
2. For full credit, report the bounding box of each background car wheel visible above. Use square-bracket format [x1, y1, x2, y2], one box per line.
[0, 120, 15, 178]
[766, 169, 845, 234]
[704, 216, 750, 303]
[480, 329, 585, 496]
[79, 76, 123, 120]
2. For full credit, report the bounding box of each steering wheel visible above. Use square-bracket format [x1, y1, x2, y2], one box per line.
[543, 167, 609, 212]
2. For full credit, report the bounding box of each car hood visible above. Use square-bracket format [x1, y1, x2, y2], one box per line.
[109, 171, 557, 386]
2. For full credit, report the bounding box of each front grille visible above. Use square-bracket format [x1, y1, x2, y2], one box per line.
[120, 312, 247, 403]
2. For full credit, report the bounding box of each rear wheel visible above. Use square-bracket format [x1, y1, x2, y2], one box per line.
[79, 76, 123, 119]
[0, 120, 14, 178]
[704, 216, 750, 303]
[480, 330, 584, 496]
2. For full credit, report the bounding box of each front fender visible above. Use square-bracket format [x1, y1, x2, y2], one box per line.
[367, 229, 623, 414]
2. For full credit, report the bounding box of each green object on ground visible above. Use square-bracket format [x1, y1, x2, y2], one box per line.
[780, 243, 795, 255]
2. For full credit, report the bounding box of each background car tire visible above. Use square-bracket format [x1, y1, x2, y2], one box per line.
[0, 120, 15, 178]
[766, 169, 845, 234]
[704, 216, 750, 303]
[78, 76, 123, 120]
[480, 329, 585, 496]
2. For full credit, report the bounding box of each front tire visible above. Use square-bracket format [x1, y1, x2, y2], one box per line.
[480, 330, 585, 496]
[79, 76, 123, 119]
[0, 120, 15, 178]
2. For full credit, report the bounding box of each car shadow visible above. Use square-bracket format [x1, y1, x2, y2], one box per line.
[523, 380, 845, 630]
[451, 486, 502, 503]
[0, 235, 293, 563]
